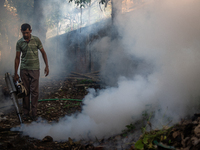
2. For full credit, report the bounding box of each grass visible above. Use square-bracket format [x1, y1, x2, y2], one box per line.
[78, 79, 94, 84]
[63, 102, 81, 108]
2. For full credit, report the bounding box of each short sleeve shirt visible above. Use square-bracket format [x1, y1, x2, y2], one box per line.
[16, 35, 43, 70]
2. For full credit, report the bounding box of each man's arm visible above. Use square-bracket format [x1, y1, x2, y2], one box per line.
[39, 48, 49, 77]
[14, 51, 21, 81]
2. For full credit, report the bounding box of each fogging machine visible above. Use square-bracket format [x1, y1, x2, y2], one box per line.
[5, 72, 25, 124]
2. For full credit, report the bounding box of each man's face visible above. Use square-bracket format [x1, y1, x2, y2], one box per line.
[21, 28, 32, 40]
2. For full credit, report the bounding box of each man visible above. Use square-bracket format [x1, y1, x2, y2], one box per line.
[14, 23, 49, 121]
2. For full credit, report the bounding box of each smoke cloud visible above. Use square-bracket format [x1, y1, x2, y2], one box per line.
[13, 0, 200, 141]
[0, 86, 15, 113]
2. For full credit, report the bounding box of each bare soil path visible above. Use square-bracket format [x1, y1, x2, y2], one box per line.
[1, 74, 200, 150]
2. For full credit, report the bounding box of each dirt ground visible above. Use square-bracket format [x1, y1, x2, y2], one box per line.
[1, 74, 200, 150]
[0, 74, 136, 150]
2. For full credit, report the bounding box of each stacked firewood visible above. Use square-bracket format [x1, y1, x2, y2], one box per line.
[66, 71, 101, 83]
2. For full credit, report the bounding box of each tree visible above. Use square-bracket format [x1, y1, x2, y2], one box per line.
[0, 0, 5, 37]
[69, 0, 91, 7]
[32, 0, 47, 44]
[9, 0, 34, 23]
[0, 0, 5, 63]
[69, 0, 122, 24]
[111, 0, 122, 23]
[0, 0, 20, 71]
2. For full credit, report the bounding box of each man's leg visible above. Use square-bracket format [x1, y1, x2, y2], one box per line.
[29, 70, 40, 117]
[20, 69, 30, 115]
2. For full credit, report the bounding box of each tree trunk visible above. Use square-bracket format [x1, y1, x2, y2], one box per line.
[0, 0, 4, 19]
[33, 0, 47, 44]
[111, 0, 122, 39]
[0, 0, 5, 36]
[0, 0, 5, 64]
[111, 0, 122, 24]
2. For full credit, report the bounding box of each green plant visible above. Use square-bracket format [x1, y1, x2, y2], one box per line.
[63, 103, 81, 108]
[69, 0, 91, 8]
[135, 127, 173, 150]
[122, 123, 135, 137]
[48, 107, 55, 110]
[78, 79, 93, 84]
[168, 139, 171, 144]
[141, 111, 153, 134]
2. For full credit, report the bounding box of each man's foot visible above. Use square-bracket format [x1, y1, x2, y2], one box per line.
[22, 114, 30, 121]
[31, 116, 38, 121]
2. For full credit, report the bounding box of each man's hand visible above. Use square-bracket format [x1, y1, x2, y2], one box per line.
[14, 74, 19, 82]
[44, 66, 49, 77]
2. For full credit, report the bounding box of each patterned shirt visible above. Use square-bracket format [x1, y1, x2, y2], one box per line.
[16, 35, 43, 70]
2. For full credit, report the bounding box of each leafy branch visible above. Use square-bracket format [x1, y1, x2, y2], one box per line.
[69, 0, 110, 8]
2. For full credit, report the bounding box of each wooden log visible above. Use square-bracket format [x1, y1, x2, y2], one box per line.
[66, 77, 100, 82]
[75, 84, 99, 87]
[71, 72, 99, 81]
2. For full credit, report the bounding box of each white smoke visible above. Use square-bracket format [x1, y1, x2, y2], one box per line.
[0, 86, 15, 113]
[13, 0, 200, 141]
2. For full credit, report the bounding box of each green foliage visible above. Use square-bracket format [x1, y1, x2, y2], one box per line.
[0, 1, 22, 52]
[122, 123, 135, 137]
[7, 0, 34, 22]
[63, 103, 81, 108]
[69, 0, 91, 8]
[99, 0, 108, 5]
[126, 124, 136, 131]
[46, 2, 62, 29]
[135, 127, 173, 150]
[69, 0, 108, 8]
[78, 79, 93, 84]
[48, 107, 55, 110]
[168, 139, 171, 144]
[135, 140, 144, 150]
[141, 111, 153, 134]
